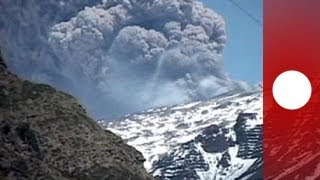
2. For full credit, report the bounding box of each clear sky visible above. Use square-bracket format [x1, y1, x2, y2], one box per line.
[202, 0, 262, 84]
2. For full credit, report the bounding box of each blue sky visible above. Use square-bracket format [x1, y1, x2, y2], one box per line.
[202, 0, 262, 84]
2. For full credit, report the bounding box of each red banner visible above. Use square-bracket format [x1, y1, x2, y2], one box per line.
[264, 0, 320, 179]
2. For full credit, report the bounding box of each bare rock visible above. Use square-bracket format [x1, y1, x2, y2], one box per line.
[0, 51, 154, 180]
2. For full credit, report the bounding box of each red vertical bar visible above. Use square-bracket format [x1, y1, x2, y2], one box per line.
[264, 0, 320, 179]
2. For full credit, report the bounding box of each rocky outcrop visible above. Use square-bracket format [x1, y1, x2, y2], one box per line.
[149, 113, 262, 180]
[0, 52, 153, 180]
[101, 89, 262, 180]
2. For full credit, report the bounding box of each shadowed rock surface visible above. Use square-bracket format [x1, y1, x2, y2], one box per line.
[0, 52, 153, 180]
[150, 113, 262, 180]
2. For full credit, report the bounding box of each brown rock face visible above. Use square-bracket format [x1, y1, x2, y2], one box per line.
[0, 51, 153, 180]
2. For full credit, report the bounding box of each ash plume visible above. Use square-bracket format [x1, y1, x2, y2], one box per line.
[0, 0, 253, 118]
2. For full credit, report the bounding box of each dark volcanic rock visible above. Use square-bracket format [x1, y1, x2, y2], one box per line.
[234, 113, 263, 180]
[234, 113, 262, 159]
[0, 52, 153, 179]
[150, 113, 263, 180]
[151, 141, 209, 180]
[195, 124, 231, 153]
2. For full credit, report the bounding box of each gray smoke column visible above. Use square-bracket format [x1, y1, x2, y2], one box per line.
[0, 0, 252, 118]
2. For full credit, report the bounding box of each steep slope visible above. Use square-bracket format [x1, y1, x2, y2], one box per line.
[0, 52, 153, 180]
[99, 91, 262, 179]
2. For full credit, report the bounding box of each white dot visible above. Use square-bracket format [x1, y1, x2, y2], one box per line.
[272, 70, 312, 110]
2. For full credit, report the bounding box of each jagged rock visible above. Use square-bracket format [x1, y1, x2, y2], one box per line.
[0, 51, 153, 180]
[101, 94, 263, 180]
[218, 152, 231, 168]
[195, 124, 230, 153]
[149, 114, 262, 180]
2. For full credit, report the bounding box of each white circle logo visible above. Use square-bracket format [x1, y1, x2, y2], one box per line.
[272, 70, 312, 110]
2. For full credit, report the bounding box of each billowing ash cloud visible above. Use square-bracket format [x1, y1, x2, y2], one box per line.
[0, 0, 253, 118]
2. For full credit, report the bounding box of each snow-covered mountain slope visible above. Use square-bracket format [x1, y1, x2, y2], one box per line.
[98, 91, 262, 179]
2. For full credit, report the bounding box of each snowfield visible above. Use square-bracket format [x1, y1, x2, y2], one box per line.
[99, 91, 262, 179]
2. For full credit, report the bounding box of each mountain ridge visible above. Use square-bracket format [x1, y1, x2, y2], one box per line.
[99, 91, 262, 179]
[0, 51, 153, 180]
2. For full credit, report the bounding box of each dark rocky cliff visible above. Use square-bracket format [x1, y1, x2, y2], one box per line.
[150, 113, 262, 180]
[0, 52, 153, 180]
